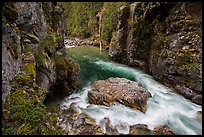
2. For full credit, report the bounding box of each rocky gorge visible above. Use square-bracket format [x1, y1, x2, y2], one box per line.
[108, 2, 202, 105]
[2, 2, 202, 135]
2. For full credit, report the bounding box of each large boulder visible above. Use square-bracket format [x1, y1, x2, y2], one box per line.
[88, 77, 151, 113]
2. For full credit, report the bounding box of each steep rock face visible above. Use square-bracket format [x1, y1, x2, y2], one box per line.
[149, 2, 202, 105]
[2, 2, 80, 135]
[2, 3, 22, 100]
[2, 19, 22, 100]
[109, 6, 129, 64]
[108, 2, 202, 105]
[2, 2, 80, 101]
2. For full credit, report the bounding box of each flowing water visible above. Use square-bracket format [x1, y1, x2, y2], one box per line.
[54, 46, 202, 135]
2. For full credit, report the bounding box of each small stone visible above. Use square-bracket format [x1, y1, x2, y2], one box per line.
[180, 36, 184, 39]
[196, 111, 202, 122]
[182, 45, 189, 50]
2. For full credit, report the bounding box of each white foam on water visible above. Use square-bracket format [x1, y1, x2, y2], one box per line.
[60, 60, 202, 135]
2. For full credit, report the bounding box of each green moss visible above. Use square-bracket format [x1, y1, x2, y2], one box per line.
[2, 54, 65, 135]
[23, 62, 36, 77]
[178, 48, 202, 80]
[2, 2, 19, 23]
[101, 2, 127, 42]
[21, 42, 30, 53]
[35, 32, 62, 69]
[14, 73, 31, 86]
[9, 42, 19, 60]
[2, 86, 64, 135]
[52, 55, 67, 78]
[35, 52, 47, 68]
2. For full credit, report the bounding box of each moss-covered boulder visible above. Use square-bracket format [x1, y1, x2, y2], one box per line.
[48, 54, 80, 96]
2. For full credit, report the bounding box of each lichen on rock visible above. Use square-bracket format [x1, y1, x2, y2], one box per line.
[88, 77, 151, 113]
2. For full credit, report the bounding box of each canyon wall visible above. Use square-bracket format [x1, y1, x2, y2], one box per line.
[109, 2, 202, 105]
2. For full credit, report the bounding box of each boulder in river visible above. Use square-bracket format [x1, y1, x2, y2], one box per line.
[196, 111, 202, 122]
[153, 125, 175, 135]
[130, 124, 153, 135]
[88, 77, 151, 113]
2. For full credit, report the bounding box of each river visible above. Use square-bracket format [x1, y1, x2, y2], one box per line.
[47, 46, 202, 135]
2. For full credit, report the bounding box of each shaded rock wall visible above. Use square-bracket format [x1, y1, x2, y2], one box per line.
[2, 2, 79, 100]
[108, 2, 202, 105]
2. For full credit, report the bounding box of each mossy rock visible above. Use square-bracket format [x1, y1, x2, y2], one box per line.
[2, 2, 19, 23]
[6, 42, 19, 60]
[2, 87, 65, 135]
[2, 54, 65, 135]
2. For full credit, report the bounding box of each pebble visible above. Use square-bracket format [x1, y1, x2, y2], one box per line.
[180, 36, 184, 39]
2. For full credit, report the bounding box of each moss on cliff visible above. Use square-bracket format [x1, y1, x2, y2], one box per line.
[51, 54, 80, 93]
[2, 2, 19, 23]
[2, 55, 65, 135]
[178, 48, 202, 80]
[101, 2, 131, 42]
[7, 42, 19, 60]
[34, 32, 62, 69]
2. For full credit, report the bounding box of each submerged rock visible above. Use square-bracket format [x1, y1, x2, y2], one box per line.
[196, 111, 202, 123]
[88, 77, 151, 113]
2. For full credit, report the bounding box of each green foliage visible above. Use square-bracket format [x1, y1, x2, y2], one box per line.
[101, 2, 130, 42]
[2, 87, 64, 135]
[65, 2, 102, 37]
[63, 2, 131, 41]
[42, 2, 59, 32]
[35, 32, 62, 69]
[22, 62, 36, 77]
[2, 54, 65, 135]
[9, 89, 45, 134]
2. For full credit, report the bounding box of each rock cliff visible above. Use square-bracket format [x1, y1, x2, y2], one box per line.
[2, 2, 79, 135]
[109, 2, 202, 105]
[2, 2, 79, 101]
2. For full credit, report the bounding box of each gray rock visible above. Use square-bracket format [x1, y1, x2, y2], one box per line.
[88, 77, 151, 113]
[2, 20, 22, 100]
